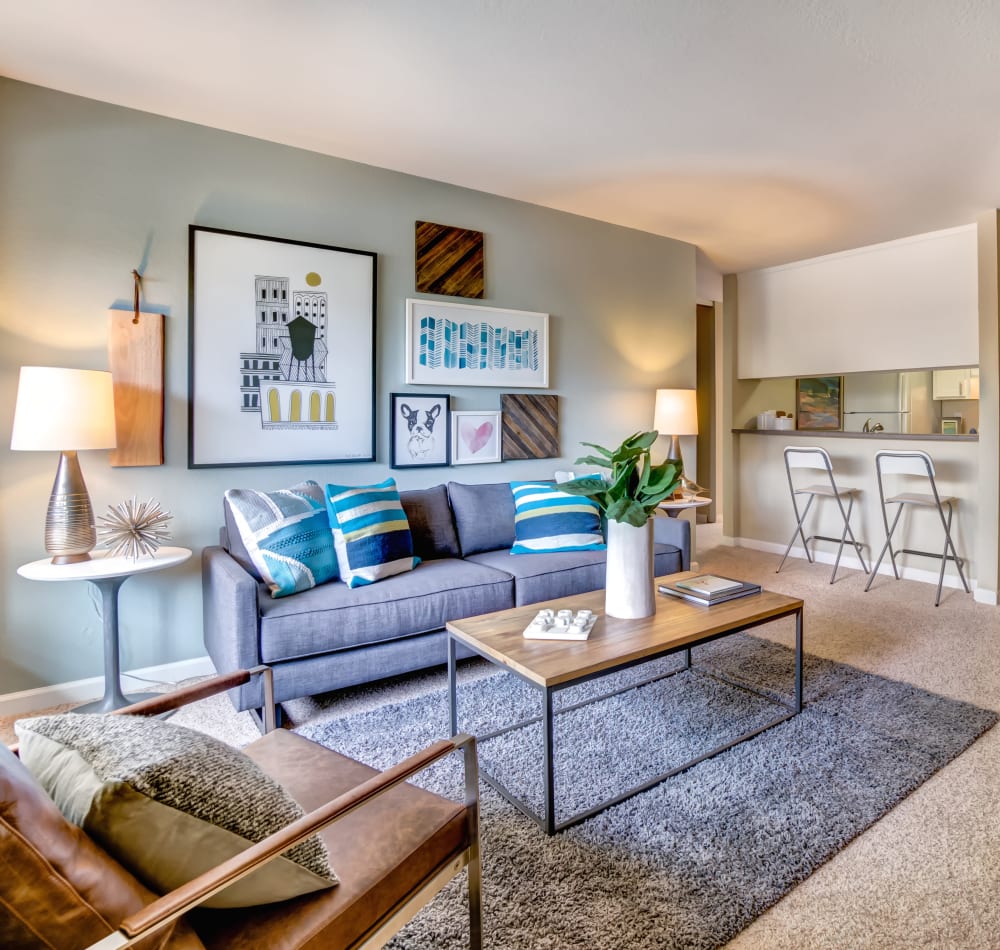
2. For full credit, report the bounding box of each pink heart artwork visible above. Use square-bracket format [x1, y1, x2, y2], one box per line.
[462, 421, 494, 455]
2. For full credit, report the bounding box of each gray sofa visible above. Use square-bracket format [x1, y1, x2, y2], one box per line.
[203, 481, 690, 715]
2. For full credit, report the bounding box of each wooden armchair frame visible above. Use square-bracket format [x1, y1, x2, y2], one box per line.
[82, 667, 482, 950]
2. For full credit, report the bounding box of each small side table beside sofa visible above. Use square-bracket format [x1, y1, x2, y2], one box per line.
[17, 546, 192, 711]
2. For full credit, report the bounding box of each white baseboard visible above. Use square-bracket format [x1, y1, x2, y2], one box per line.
[0, 655, 217, 718]
[728, 537, 977, 592]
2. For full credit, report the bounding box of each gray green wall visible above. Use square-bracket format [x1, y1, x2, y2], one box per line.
[0, 79, 697, 695]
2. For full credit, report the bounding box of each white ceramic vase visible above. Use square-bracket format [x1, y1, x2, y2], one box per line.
[604, 517, 655, 619]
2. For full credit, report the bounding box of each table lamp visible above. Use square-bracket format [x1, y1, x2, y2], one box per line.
[10, 366, 117, 564]
[653, 387, 705, 496]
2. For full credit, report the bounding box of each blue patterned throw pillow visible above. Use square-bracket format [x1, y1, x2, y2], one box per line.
[224, 481, 338, 598]
[325, 478, 419, 587]
[510, 481, 606, 554]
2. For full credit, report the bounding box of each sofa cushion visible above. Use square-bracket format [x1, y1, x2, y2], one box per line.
[15, 714, 337, 909]
[447, 481, 516, 555]
[224, 481, 338, 597]
[467, 542, 685, 607]
[399, 484, 461, 560]
[509, 480, 606, 554]
[257, 558, 514, 663]
[325, 478, 419, 588]
[0, 743, 204, 950]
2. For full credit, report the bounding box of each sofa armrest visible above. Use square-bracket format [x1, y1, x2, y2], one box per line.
[653, 513, 691, 571]
[202, 546, 264, 699]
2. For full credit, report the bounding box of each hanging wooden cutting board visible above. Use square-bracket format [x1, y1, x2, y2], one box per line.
[107, 309, 164, 466]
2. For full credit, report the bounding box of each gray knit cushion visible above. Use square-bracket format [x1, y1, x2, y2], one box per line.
[15, 714, 337, 908]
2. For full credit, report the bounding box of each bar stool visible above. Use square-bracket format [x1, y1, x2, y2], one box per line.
[864, 449, 970, 606]
[776, 446, 869, 583]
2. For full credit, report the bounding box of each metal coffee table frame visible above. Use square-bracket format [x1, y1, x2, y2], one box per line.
[448, 603, 803, 835]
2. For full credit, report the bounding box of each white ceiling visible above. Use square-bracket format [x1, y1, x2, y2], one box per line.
[4, 0, 1000, 273]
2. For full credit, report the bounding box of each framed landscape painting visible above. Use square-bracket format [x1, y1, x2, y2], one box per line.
[796, 376, 843, 430]
[405, 298, 549, 388]
[188, 226, 376, 468]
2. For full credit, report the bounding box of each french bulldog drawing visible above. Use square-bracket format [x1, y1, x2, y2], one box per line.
[400, 403, 441, 460]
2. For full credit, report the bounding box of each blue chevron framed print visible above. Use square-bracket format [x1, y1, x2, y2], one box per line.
[404, 298, 549, 388]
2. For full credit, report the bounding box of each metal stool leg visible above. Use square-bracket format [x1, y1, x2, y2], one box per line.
[777, 493, 815, 573]
[843, 497, 869, 575]
[829, 492, 868, 583]
[934, 501, 971, 605]
[864, 503, 904, 592]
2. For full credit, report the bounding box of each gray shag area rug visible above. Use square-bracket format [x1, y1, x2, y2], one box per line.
[293, 635, 997, 950]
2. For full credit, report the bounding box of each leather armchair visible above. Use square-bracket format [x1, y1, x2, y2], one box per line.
[3, 668, 482, 950]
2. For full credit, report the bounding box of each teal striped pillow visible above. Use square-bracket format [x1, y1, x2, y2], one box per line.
[324, 478, 419, 588]
[510, 481, 606, 554]
[224, 481, 338, 598]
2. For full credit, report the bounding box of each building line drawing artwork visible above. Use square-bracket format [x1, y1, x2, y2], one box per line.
[239, 272, 338, 430]
[405, 298, 549, 388]
[189, 226, 376, 469]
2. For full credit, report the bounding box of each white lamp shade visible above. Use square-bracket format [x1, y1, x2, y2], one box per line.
[653, 388, 698, 436]
[10, 366, 117, 451]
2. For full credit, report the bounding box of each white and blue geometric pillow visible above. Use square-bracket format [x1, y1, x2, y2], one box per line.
[224, 481, 338, 598]
[324, 478, 419, 588]
[510, 480, 606, 555]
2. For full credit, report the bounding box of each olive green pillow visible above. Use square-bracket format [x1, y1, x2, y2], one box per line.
[15, 713, 338, 908]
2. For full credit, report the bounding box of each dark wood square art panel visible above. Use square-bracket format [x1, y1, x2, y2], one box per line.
[415, 221, 484, 298]
[501, 394, 559, 459]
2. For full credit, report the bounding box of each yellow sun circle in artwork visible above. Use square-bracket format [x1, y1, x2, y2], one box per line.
[305, 272, 322, 287]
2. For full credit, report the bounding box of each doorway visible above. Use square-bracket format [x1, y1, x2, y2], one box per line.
[696, 304, 717, 523]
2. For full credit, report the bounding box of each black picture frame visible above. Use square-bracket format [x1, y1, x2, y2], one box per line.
[390, 393, 451, 468]
[188, 225, 377, 468]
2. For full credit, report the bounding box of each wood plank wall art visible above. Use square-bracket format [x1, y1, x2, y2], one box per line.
[415, 221, 485, 298]
[501, 393, 559, 459]
[108, 309, 165, 466]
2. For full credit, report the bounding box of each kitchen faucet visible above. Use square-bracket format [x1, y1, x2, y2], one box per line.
[862, 418, 884, 433]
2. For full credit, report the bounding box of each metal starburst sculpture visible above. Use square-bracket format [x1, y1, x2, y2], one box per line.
[98, 497, 173, 560]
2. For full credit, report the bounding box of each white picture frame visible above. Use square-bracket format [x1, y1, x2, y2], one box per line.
[451, 410, 502, 464]
[405, 298, 549, 388]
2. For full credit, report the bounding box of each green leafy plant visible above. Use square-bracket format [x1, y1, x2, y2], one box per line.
[557, 430, 682, 527]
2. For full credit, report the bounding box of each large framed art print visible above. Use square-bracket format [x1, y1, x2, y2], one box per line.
[188, 226, 376, 468]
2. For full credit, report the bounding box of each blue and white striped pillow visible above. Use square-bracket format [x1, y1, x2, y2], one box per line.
[224, 481, 338, 598]
[324, 478, 419, 588]
[510, 481, 606, 555]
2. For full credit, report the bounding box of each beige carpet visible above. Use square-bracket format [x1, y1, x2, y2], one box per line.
[5, 526, 999, 947]
[696, 533, 1000, 950]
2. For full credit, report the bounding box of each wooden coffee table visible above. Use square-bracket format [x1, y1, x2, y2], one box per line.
[446, 573, 804, 834]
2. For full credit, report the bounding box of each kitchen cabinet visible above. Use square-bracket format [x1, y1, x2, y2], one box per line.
[932, 368, 979, 400]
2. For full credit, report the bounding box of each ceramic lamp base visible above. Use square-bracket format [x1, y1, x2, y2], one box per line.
[45, 450, 96, 563]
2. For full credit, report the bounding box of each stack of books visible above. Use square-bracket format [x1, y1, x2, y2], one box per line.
[658, 573, 761, 606]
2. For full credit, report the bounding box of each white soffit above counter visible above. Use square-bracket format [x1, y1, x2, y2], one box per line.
[736, 224, 978, 380]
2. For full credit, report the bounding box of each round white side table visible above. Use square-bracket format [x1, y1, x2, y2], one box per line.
[658, 496, 713, 516]
[659, 497, 713, 568]
[17, 546, 192, 712]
